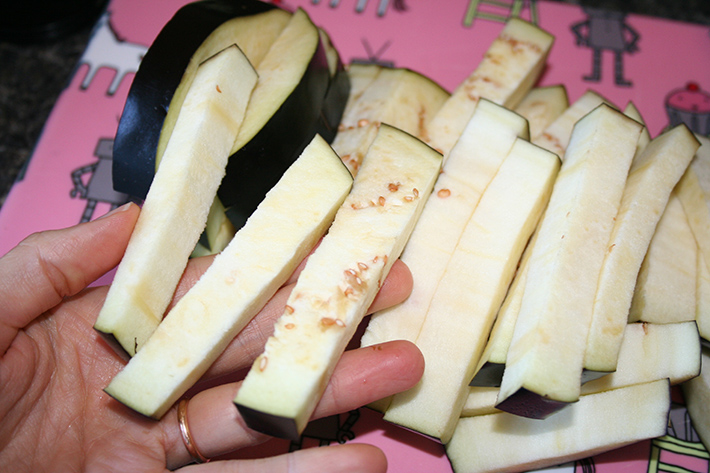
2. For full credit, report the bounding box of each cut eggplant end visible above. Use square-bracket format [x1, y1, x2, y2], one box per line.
[235, 403, 302, 441]
[495, 388, 572, 419]
[469, 362, 505, 388]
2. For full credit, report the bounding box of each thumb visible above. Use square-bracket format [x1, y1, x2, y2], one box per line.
[0, 202, 140, 355]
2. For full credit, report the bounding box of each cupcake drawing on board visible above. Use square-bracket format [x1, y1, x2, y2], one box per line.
[665, 82, 710, 136]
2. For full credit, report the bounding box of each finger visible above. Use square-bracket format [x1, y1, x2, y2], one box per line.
[201, 260, 413, 379]
[178, 443, 387, 473]
[0, 203, 140, 356]
[163, 340, 423, 467]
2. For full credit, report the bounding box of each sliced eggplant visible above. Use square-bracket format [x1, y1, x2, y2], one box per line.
[95, 45, 258, 357]
[585, 124, 698, 374]
[112, 0, 283, 199]
[340, 63, 383, 113]
[218, 8, 331, 228]
[426, 18, 554, 157]
[234, 125, 443, 440]
[514, 85, 569, 141]
[104, 135, 353, 419]
[382, 138, 559, 444]
[449, 380, 671, 473]
[187, 26, 349, 250]
[331, 66, 449, 175]
[315, 28, 350, 143]
[113, 2, 347, 234]
[496, 105, 642, 419]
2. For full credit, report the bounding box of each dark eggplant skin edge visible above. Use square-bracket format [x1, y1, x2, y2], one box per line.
[112, 0, 277, 200]
[94, 329, 132, 362]
[316, 51, 350, 143]
[469, 361, 505, 388]
[235, 402, 302, 441]
[315, 29, 350, 143]
[494, 387, 571, 420]
[218, 36, 332, 229]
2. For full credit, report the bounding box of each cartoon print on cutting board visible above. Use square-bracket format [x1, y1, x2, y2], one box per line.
[350, 37, 395, 67]
[570, 7, 640, 87]
[76, 10, 148, 96]
[311, 0, 407, 17]
[66, 9, 146, 223]
[288, 410, 360, 452]
[463, 0, 538, 27]
[665, 82, 710, 136]
[645, 402, 709, 473]
[309, 0, 404, 65]
[70, 138, 131, 223]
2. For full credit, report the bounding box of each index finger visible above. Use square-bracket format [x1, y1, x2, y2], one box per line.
[0, 203, 140, 356]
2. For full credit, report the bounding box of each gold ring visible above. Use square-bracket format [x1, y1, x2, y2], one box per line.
[177, 398, 210, 464]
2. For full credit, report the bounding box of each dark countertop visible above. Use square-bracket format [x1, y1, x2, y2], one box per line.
[1, 0, 709, 210]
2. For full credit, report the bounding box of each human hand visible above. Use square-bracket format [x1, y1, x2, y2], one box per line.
[0, 202, 424, 472]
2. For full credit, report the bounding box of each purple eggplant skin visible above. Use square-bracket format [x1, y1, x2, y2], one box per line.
[218, 37, 332, 229]
[236, 403, 302, 442]
[218, 36, 349, 229]
[112, 0, 277, 200]
[316, 53, 350, 143]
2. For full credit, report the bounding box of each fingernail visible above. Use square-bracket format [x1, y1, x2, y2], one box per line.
[97, 202, 134, 220]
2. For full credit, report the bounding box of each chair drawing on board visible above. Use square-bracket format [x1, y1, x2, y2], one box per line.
[464, 0, 538, 27]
